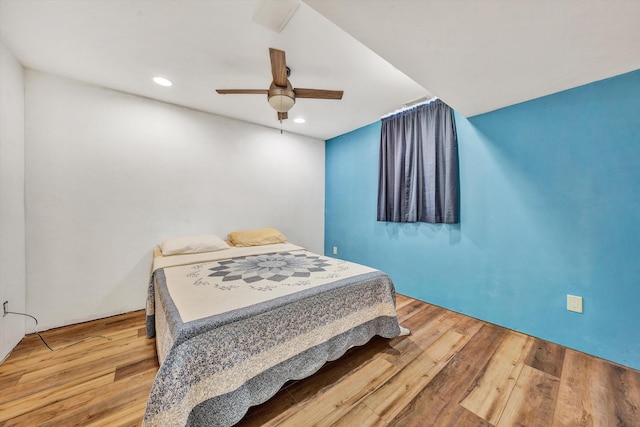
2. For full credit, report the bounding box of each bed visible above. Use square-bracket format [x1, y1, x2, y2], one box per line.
[143, 233, 407, 426]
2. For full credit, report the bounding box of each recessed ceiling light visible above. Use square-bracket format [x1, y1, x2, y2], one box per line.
[153, 76, 173, 87]
[293, 117, 306, 124]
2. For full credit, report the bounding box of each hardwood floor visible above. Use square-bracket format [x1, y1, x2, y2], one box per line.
[1, 295, 638, 426]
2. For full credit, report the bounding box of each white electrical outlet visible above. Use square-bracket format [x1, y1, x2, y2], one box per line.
[332, 246, 338, 255]
[567, 295, 583, 313]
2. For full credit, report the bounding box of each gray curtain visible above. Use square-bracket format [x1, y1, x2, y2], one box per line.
[377, 99, 459, 223]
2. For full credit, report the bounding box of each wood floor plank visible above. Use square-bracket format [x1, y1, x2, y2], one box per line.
[395, 298, 426, 321]
[553, 349, 640, 427]
[383, 309, 454, 367]
[331, 402, 386, 427]
[382, 306, 457, 365]
[0, 370, 115, 422]
[605, 363, 640, 426]
[281, 357, 399, 426]
[497, 364, 560, 427]
[114, 355, 159, 381]
[398, 303, 446, 330]
[394, 294, 413, 311]
[34, 370, 156, 427]
[553, 349, 605, 426]
[0, 370, 24, 389]
[1, 339, 154, 405]
[459, 331, 533, 424]
[449, 313, 484, 337]
[2, 369, 154, 427]
[388, 400, 494, 427]
[524, 337, 566, 378]
[237, 388, 299, 427]
[0, 338, 36, 362]
[14, 336, 149, 385]
[1, 327, 140, 372]
[362, 329, 468, 423]
[284, 336, 392, 403]
[452, 407, 495, 427]
[85, 398, 148, 427]
[388, 323, 507, 426]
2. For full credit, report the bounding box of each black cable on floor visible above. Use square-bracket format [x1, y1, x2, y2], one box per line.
[5, 310, 111, 351]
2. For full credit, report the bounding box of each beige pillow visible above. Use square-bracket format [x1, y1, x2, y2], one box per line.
[228, 227, 287, 247]
[159, 234, 229, 255]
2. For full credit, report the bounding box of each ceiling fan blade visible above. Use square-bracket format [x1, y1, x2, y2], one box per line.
[269, 48, 288, 87]
[278, 111, 288, 121]
[294, 88, 344, 100]
[216, 89, 269, 95]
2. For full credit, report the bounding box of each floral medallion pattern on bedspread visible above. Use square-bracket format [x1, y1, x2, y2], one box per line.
[157, 249, 384, 325]
[208, 251, 331, 284]
[144, 246, 403, 427]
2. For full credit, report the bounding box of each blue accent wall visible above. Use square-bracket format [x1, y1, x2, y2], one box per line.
[325, 69, 640, 370]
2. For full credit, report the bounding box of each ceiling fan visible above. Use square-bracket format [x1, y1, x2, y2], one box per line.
[216, 48, 344, 122]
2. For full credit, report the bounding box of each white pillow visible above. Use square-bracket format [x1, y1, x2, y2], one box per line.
[159, 234, 229, 256]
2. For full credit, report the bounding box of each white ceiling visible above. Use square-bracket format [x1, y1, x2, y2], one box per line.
[0, 0, 427, 140]
[1, 0, 638, 140]
[306, 0, 640, 117]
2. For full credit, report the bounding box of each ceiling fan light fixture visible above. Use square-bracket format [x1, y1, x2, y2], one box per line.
[267, 83, 295, 112]
[268, 94, 295, 112]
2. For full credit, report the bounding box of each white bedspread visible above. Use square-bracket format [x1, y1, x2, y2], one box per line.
[157, 244, 377, 323]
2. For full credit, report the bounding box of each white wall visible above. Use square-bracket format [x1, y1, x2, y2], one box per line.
[25, 70, 325, 330]
[0, 42, 26, 362]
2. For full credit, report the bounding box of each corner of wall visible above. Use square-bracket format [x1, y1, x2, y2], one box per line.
[0, 42, 27, 363]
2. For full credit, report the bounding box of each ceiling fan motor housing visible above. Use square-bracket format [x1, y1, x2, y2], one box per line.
[268, 81, 296, 112]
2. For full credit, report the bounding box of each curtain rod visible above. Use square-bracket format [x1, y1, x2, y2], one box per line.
[381, 96, 438, 119]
